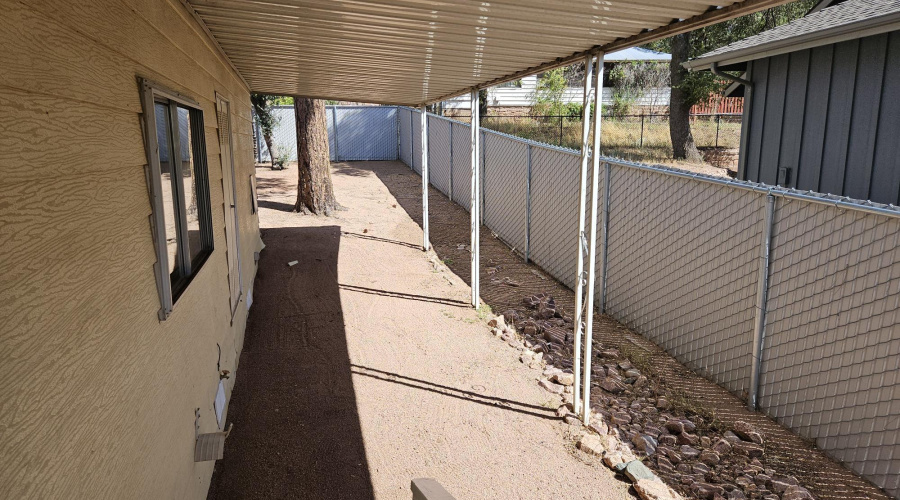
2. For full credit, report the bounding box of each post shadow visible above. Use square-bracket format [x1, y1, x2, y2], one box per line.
[208, 225, 375, 500]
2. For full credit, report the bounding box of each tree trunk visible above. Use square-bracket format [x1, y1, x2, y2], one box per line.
[478, 89, 489, 117]
[294, 98, 339, 215]
[669, 33, 703, 163]
[263, 134, 276, 169]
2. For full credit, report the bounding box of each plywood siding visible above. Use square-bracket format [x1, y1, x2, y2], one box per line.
[0, 0, 260, 497]
[740, 31, 900, 205]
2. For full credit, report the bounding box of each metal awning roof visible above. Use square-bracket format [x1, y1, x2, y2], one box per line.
[183, 0, 793, 105]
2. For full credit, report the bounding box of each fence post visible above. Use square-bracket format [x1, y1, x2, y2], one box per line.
[332, 107, 340, 162]
[481, 130, 486, 225]
[410, 109, 414, 170]
[640, 114, 644, 148]
[748, 194, 776, 411]
[599, 161, 611, 313]
[449, 121, 454, 203]
[715, 114, 721, 149]
[559, 117, 563, 147]
[525, 143, 532, 263]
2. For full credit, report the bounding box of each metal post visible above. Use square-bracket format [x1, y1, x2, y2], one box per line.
[332, 106, 340, 161]
[748, 194, 776, 411]
[599, 162, 611, 314]
[481, 130, 487, 225]
[410, 110, 414, 170]
[525, 143, 532, 263]
[449, 122, 454, 203]
[420, 106, 430, 251]
[470, 91, 481, 309]
[573, 53, 595, 417]
[559, 117, 563, 147]
[640, 114, 644, 148]
[716, 114, 721, 149]
[582, 52, 604, 425]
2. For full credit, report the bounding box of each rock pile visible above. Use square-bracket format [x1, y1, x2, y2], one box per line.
[483, 295, 819, 500]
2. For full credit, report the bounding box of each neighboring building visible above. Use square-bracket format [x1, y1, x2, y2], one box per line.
[2, 0, 261, 497]
[443, 47, 673, 114]
[686, 0, 900, 204]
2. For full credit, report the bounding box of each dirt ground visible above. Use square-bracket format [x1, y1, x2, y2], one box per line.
[209, 160, 888, 500]
[207, 161, 632, 499]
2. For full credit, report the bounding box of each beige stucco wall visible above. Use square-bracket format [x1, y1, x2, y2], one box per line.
[0, 0, 261, 497]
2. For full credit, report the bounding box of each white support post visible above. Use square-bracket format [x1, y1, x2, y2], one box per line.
[470, 90, 481, 309]
[583, 52, 605, 425]
[573, 53, 595, 417]
[420, 105, 430, 251]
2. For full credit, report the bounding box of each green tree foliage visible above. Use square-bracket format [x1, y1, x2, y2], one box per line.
[251, 93, 282, 168]
[530, 68, 570, 115]
[647, 0, 817, 107]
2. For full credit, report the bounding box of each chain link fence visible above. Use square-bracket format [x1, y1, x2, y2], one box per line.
[256, 105, 398, 163]
[258, 104, 900, 495]
[392, 107, 900, 497]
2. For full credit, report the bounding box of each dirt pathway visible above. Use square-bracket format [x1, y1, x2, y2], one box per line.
[208, 161, 632, 499]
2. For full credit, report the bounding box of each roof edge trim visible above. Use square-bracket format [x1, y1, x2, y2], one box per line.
[424, 0, 793, 106]
[178, 0, 252, 93]
[685, 11, 900, 70]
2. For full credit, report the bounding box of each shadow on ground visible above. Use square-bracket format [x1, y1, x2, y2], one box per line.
[207, 225, 375, 500]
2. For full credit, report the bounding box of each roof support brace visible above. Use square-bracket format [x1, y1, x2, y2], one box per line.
[573, 53, 596, 417]
[470, 90, 481, 309]
[420, 105, 430, 251]
[582, 52, 605, 425]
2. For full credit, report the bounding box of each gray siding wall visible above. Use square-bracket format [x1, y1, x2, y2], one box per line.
[741, 31, 900, 205]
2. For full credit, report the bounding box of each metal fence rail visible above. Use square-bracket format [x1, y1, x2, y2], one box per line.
[392, 107, 900, 498]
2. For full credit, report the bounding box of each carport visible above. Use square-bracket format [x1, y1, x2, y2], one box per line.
[184, 0, 793, 427]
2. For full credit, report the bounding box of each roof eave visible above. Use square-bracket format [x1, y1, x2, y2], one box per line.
[685, 11, 900, 71]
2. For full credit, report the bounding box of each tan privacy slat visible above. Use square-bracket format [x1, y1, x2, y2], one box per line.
[186, 0, 793, 105]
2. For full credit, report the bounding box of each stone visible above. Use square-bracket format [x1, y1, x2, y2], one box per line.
[732, 441, 764, 458]
[488, 315, 507, 329]
[508, 338, 523, 349]
[656, 397, 670, 410]
[753, 474, 771, 487]
[659, 435, 677, 446]
[665, 421, 686, 434]
[588, 420, 609, 436]
[634, 375, 649, 388]
[734, 476, 753, 488]
[676, 463, 692, 474]
[634, 478, 682, 500]
[564, 414, 582, 427]
[699, 449, 721, 466]
[771, 480, 792, 494]
[692, 463, 710, 474]
[519, 351, 534, 364]
[523, 323, 538, 336]
[603, 451, 629, 469]
[723, 431, 741, 442]
[700, 436, 712, 448]
[610, 412, 632, 425]
[577, 434, 605, 456]
[676, 432, 699, 446]
[601, 378, 626, 394]
[623, 460, 657, 482]
[727, 490, 747, 499]
[632, 434, 659, 455]
[554, 372, 575, 386]
[543, 367, 563, 379]
[599, 349, 620, 359]
[680, 445, 701, 459]
[712, 439, 733, 455]
[692, 483, 725, 499]
[539, 378, 565, 394]
[625, 368, 642, 378]
[502, 309, 519, 324]
[733, 421, 764, 445]
[618, 360, 633, 370]
[781, 486, 814, 500]
[657, 456, 674, 472]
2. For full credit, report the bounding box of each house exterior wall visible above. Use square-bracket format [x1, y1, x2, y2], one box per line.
[0, 0, 261, 498]
[740, 30, 900, 204]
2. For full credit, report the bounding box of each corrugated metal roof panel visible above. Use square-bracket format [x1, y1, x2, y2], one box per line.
[186, 0, 794, 104]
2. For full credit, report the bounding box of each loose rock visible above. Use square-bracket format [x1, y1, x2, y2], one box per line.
[554, 372, 575, 386]
[538, 378, 565, 395]
[577, 434, 606, 456]
[733, 421, 764, 445]
[634, 478, 683, 500]
[623, 460, 657, 482]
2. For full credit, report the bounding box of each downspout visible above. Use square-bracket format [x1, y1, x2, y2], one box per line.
[711, 62, 754, 181]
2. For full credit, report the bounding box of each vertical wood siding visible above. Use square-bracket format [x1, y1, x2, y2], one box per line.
[0, 0, 260, 498]
[741, 31, 900, 205]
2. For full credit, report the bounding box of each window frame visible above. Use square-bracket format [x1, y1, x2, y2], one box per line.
[139, 78, 214, 320]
